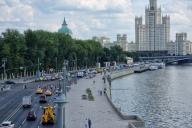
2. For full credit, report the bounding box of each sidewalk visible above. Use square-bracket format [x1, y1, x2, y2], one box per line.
[66, 74, 128, 128]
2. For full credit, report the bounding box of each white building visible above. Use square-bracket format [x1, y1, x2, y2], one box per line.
[167, 33, 192, 56]
[176, 33, 187, 55]
[176, 33, 192, 55]
[135, 0, 170, 52]
[186, 41, 192, 55]
[127, 42, 137, 52]
[115, 34, 128, 51]
[92, 36, 111, 47]
[167, 41, 177, 55]
[103, 43, 116, 49]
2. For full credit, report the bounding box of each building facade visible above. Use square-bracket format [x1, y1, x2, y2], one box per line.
[92, 36, 112, 48]
[176, 33, 192, 55]
[176, 33, 187, 55]
[135, 0, 170, 52]
[127, 42, 137, 52]
[167, 33, 192, 56]
[115, 34, 128, 51]
[167, 41, 177, 55]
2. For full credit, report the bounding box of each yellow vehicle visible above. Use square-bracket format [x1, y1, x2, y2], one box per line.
[96, 68, 103, 73]
[45, 90, 52, 96]
[41, 105, 55, 125]
[36, 88, 43, 94]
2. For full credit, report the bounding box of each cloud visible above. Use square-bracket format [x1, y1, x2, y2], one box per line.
[0, 0, 192, 41]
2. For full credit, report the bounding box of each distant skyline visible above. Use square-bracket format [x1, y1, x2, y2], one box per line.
[0, 0, 192, 42]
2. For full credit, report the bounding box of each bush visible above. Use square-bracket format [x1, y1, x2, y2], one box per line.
[81, 94, 87, 100]
[86, 88, 91, 94]
[88, 94, 94, 101]
[85, 88, 94, 101]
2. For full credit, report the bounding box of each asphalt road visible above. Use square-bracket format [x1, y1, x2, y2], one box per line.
[0, 80, 59, 128]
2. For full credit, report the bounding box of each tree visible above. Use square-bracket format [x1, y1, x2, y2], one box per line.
[0, 29, 128, 74]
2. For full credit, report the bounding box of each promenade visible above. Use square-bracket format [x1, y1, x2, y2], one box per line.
[65, 74, 128, 128]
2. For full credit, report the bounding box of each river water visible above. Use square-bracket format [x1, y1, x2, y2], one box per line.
[112, 65, 192, 128]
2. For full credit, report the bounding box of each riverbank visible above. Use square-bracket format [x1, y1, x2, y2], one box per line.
[106, 69, 145, 128]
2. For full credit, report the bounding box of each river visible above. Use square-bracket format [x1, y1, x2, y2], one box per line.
[112, 65, 192, 128]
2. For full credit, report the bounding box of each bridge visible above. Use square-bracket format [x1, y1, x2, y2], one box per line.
[139, 55, 192, 64]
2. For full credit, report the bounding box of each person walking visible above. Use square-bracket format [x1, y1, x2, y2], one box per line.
[88, 118, 92, 128]
[85, 118, 88, 128]
[98, 90, 100, 96]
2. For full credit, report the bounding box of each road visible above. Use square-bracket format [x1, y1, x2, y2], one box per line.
[0, 80, 59, 128]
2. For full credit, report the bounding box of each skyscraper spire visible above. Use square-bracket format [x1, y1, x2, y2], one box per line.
[150, 0, 157, 10]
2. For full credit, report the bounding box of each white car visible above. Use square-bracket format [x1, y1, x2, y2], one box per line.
[0, 121, 14, 128]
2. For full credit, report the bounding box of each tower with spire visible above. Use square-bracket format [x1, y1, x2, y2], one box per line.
[58, 17, 72, 36]
[149, 0, 157, 10]
[135, 0, 170, 52]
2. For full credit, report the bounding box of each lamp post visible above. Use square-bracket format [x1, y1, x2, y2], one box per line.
[71, 53, 77, 84]
[54, 60, 68, 128]
[2, 58, 7, 80]
[85, 56, 88, 70]
[56, 57, 58, 73]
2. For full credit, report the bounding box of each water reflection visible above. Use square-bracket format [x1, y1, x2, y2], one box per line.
[112, 66, 192, 128]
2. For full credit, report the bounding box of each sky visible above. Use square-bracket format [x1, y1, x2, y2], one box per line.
[0, 0, 192, 42]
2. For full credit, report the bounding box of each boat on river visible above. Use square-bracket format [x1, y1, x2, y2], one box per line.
[133, 63, 149, 73]
[149, 65, 158, 70]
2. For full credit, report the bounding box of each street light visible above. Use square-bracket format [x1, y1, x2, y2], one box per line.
[84, 56, 88, 70]
[2, 58, 7, 80]
[54, 59, 68, 128]
[56, 57, 58, 73]
[71, 53, 77, 84]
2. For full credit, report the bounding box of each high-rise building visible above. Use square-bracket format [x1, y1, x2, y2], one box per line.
[176, 33, 188, 55]
[167, 41, 177, 56]
[168, 33, 192, 56]
[135, 0, 170, 52]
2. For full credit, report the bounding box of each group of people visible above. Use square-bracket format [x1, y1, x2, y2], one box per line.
[98, 88, 107, 96]
[85, 118, 92, 128]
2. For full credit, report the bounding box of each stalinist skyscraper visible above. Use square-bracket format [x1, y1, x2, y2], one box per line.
[135, 0, 170, 52]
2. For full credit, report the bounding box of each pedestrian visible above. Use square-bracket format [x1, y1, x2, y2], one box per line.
[85, 118, 88, 128]
[88, 118, 92, 128]
[103, 88, 106, 94]
[100, 90, 102, 96]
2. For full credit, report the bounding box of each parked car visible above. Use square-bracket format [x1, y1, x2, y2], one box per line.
[26, 111, 37, 121]
[44, 90, 52, 96]
[77, 71, 84, 78]
[39, 95, 47, 103]
[0, 121, 14, 128]
[81, 94, 87, 100]
[36, 88, 43, 94]
[4, 81, 15, 84]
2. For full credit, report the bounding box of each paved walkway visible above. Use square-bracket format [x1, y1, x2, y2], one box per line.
[66, 74, 128, 128]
